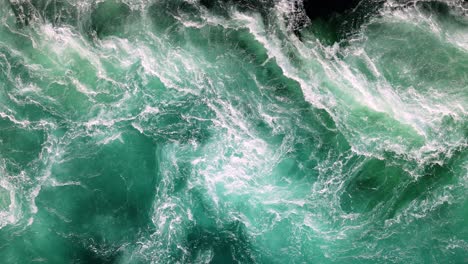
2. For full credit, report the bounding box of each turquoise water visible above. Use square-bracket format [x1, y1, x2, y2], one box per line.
[0, 0, 467, 263]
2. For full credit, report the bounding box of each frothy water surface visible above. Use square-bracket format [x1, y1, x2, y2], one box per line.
[0, 0, 467, 263]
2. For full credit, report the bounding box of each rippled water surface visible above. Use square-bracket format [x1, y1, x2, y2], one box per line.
[0, 0, 467, 263]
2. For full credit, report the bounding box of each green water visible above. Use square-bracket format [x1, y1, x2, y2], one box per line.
[0, 0, 467, 263]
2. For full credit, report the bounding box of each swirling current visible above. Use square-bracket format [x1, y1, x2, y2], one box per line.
[0, 0, 467, 263]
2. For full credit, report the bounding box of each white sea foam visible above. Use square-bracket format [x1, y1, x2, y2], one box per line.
[0, 178, 18, 229]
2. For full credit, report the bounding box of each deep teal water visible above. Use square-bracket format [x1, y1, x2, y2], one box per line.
[0, 0, 467, 263]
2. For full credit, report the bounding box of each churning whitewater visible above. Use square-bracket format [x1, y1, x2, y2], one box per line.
[0, 0, 467, 263]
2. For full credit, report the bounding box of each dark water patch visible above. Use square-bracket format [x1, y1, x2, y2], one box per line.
[8, 0, 36, 27]
[415, 0, 468, 24]
[340, 158, 407, 214]
[301, 0, 384, 45]
[186, 220, 256, 263]
[73, 245, 121, 264]
[9, 0, 81, 27]
[147, 0, 202, 34]
[40, 130, 159, 240]
[385, 153, 462, 220]
[200, 0, 275, 19]
[272, 108, 350, 185]
[139, 102, 214, 145]
[172, 161, 192, 193]
[0, 216, 124, 263]
[303, 0, 361, 21]
[0, 118, 45, 169]
[91, 0, 131, 38]
[30, 0, 78, 25]
[147, 2, 178, 32]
